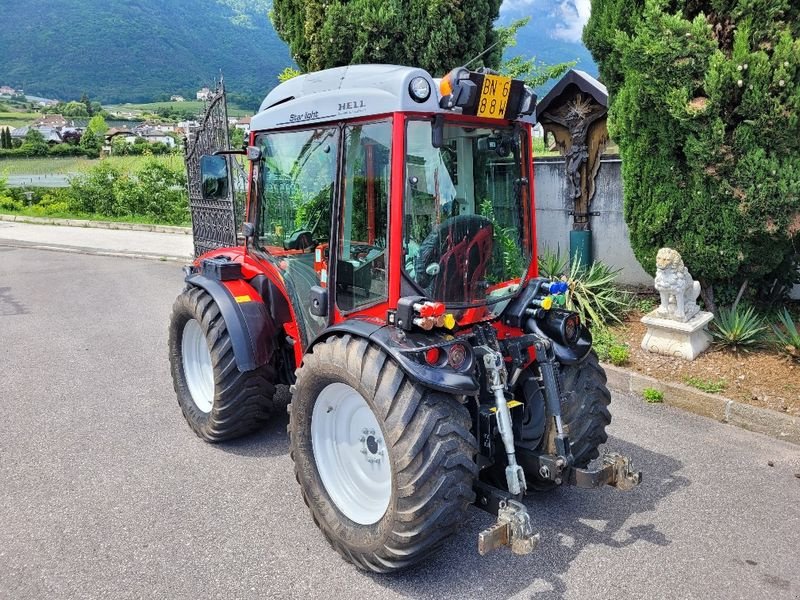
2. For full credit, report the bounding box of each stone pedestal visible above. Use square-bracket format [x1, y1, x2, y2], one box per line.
[640, 311, 713, 360]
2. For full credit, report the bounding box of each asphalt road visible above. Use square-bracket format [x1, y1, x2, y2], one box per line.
[1, 247, 799, 600]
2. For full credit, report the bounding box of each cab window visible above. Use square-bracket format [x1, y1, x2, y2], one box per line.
[336, 120, 392, 312]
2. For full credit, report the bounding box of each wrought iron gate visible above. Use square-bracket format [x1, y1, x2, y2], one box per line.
[184, 80, 247, 257]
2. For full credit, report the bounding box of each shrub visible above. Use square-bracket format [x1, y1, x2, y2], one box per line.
[710, 305, 768, 351]
[29, 192, 71, 216]
[68, 161, 121, 215]
[643, 388, 664, 403]
[584, 0, 800, 312]
[608, 344, 630, 366]
[0, 195, 23, 211]
[65, 158, 188, 225]
[592, 326, 630, 365]
[772, 308, 800, 361]
[48, 144, 89, 157]
[0, 175, 21, 211]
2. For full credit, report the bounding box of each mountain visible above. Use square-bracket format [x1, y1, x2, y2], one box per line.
[499, 0, 598, 93]
[0, 0, 596, 107]
[0, 0, 291, 106]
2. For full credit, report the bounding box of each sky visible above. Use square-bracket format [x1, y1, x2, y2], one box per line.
[500, 0, 592, 43]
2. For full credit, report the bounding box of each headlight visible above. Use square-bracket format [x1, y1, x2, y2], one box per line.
[409, 77, 431, 103]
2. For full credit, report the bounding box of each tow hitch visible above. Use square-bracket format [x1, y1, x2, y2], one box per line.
[478, 499, 540, 556]
[473, 452, 641, 556]
[474, 481, 540, 556]
[517, 448, 642, 492]
[570, 452, 642, 491]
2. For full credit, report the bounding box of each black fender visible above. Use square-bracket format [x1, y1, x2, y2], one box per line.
[185, 273, 277, 372]
[310, 319, 479, 395]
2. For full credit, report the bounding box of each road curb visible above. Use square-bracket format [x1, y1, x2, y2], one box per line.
[0, 239, 189, 264]
[602, 363, 800, 446]
[0, 214, 191, 235]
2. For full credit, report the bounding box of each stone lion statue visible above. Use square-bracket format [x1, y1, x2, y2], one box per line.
[654, 248, 701, 322]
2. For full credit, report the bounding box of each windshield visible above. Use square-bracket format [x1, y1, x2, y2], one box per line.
[403, 120, 530, 307]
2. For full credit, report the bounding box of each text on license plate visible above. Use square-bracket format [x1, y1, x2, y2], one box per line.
[477, 74, 512, 118]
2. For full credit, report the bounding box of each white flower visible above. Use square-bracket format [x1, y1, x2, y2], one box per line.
[737, 65, 743, 71]
[779, 79, 785, 87]
[737, 79, 743, 87]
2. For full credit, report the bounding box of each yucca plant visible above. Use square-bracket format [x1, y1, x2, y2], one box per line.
[538, 248, 631, 326]
[772, 308, 800, 361]
[710, 305, 768, 351]
[537, 247, 568, 279]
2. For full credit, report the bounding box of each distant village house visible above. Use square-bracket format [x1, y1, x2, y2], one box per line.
[234, 116, 251, 131]
[196, 87, 211, 101]
[170, 95, 186, 102]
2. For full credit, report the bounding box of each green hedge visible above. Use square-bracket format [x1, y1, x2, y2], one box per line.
[584, 0, 800, 310]
[0, 158, 189, 225]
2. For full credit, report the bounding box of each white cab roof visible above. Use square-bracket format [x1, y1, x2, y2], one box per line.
[250, 65, 441, 131]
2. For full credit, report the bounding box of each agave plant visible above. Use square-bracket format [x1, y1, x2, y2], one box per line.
[772, 308, 800, 361]
[564, 258, 631, 325]
[537, 247, 568, 279]
[710, 305, 768, 351]
[537, 248, 630, 326]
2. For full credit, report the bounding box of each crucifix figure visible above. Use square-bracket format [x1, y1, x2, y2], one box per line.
[537, 72, 609, 233]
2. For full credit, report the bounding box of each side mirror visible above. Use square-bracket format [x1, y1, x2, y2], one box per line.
[431, 114, 444, 149]
[242, 222, 255, 241]
[200, 155, 229, 200]
[309, 285, 328, 317]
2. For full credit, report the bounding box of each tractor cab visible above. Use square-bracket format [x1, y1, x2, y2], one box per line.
[200, 64, 537, 348]
[174, 64, 640, 573]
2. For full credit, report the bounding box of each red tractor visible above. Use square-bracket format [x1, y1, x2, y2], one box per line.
[169, 64, 640, 573]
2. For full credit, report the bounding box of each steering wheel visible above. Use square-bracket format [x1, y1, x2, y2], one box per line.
[414, 214, 493, 289]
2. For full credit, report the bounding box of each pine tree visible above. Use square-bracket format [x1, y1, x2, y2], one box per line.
[270, 0, 504, 75]
[80, 92, 93, 116]
[584, 0, 800, 310]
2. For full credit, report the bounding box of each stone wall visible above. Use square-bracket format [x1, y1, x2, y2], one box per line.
[533, 156, 652, 287]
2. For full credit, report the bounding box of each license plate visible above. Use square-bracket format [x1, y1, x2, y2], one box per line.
[476, 74, 512, 119]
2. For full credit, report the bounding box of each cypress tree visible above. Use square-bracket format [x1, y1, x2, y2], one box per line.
[585, 0, 800, 310]
[271, 0, 504, 75]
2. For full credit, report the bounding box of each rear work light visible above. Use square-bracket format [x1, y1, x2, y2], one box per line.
[564, 314, 581, 345]
[447, 343, 469, 371]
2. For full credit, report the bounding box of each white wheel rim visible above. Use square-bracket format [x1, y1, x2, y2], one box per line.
[181, 319, 215, 413]
[311, 383, 392, 525]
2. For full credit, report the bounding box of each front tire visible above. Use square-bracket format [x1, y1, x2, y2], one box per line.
[168, 286, 276, 442]
[289, 335, 478, 573]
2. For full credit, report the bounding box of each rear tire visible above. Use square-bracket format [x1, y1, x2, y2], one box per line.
[523, 351, 612, 490]
[559, 351, 612, 467]
[289, 335, 478, 573]
[168, 286, 276, 442]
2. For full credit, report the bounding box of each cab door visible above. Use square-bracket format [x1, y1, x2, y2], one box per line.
[333, 119, 393, 316]
[252, 125, 340, 346]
